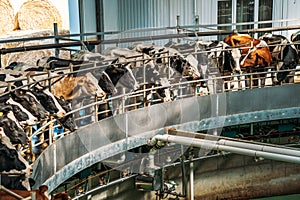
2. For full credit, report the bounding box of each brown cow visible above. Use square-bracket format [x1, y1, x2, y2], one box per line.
[224, 33, 272, 70]
[51, 192, 71, 200]
[223, 33, 273, 87]
[0, 185, 49, 200]
[28, 71, 106, 101]
[0, 185, 71, 200]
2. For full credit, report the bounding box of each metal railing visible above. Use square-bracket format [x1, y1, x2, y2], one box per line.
[0, 33, 300, 163]
[16, 71, 300, 164]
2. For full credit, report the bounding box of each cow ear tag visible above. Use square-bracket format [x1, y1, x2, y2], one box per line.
[0, 112, 3, 117]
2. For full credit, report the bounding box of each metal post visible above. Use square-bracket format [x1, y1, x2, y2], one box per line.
[143, 54, 147, 108]
[95, 96, 98, 122]
[47, 70, 52, 92]
[181, 146, 187, 197]
[122, 88, 126, 114]
[176, 15, 180, 33]
[176, 15, 181, 43]
[49, 116, 53, 145]
[53, 23, 59, 57]
[31, 191, 37, 200]
[190, 161, 194, 200]
[195, 15, 199, 31]
[125, 112, 128, 148]
[53, 141, 57, 173]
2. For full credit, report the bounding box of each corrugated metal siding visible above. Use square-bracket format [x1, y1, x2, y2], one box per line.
[81, 0, 97, 39]
[103, 0, 204, 46]
[102, 0, 219, 31]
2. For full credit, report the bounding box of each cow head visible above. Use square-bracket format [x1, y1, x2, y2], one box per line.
[11, 89, 49, 120]
[6, 98, 38, 126]
[56, 96, 77, 132]
[98, 71, 117, 95]
[230, 47, 242, 72]
[106, 59, 140, 92]
[0, 127, 27, 172]
[170, 54, 201, 80]
[83, 72, 107, 99]
[0, 102, 30, 125]
[0, 143, 27, 172]
[0, 113, 28, 145]
[30, 86, 66, 118]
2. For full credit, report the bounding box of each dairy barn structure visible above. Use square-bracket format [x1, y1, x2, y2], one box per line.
[1, 0, 300, 199]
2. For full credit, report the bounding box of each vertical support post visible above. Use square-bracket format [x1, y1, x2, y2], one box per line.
[181, 145, 187, 197]
[250, 69, 253, 89]
[95, 96, 98, 122]
[167, 51, 171, 80]
[49, 116, 53, 145]
[213, 76, 217, 94]
[31, 191, 37, 200]
[176, 15, 180, 33]
[122, 87, 126, 114]
[47, 70, 52, 92]
[53, 141, 57, 174]
[190, 161, 194, 200]
[195, 15, 199, 31]
[176, 15, 181, 43]
[53, 23, 59, 57]
[143, 54, 147, 108]
[125, 112, 128, 141]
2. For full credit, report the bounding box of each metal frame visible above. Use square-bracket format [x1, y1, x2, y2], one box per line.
[30, 84, 300, 192]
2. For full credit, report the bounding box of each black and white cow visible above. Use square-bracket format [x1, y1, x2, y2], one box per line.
[260, 33, 299, 84]
[291, 30, 300, 58]
[0, 103, 28, 123]
[98, 48, 177, 111]
[55, 96, 77, 132]
[0, 127, 28, 171]
[0, 72, 49, 121]
[0, 102, 28, 146]
[0, 127, 32, 190]
[36, 56, 85, 71]
[0, 93, 38, 127]
[30, 85, 66, 118]
[195, 40, 244, 92]
[134, 43, 201, 80]
[10, 89, 49, 121]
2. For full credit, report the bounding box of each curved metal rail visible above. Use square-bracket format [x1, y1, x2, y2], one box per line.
[30, 83, 300, 192]
[1, 43, 300, 192]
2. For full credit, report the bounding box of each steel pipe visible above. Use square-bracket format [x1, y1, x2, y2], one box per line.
[0, 185, 25, 199]
[218, 139, 300, 158]
[148, 135, 300, 164]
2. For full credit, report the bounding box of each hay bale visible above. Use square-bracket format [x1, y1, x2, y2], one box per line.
[15, 0, 62, 31]
[0, 30, 70, 67]
[0, 0, 14, 34]
[3, 39, 70, 67]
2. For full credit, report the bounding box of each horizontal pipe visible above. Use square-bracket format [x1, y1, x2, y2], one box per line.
[0, 185, 24, 199]
[218, 139, 300, 158]
[148, 135, 300, 164]
[167, 129, 300, 157]
[2, 25, 300, 55]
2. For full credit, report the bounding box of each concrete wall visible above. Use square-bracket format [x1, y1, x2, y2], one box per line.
[73, 153, 300, 199]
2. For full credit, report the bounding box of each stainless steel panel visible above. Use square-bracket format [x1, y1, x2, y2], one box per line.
[31, 84, 300, 192]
